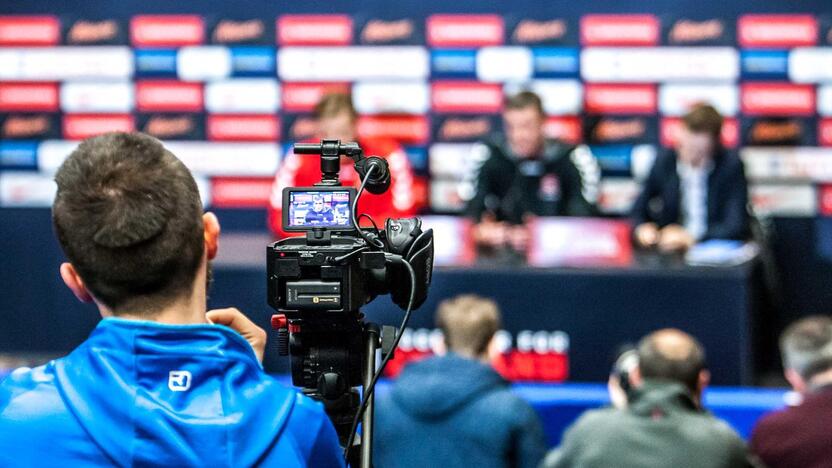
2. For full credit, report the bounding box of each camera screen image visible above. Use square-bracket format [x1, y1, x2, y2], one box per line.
[286, 189, 353, 229]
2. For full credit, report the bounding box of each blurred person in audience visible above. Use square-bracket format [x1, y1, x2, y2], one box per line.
[268, 92, 419, 238]
[374, 294, 547, 468]
[750, 315, 832, 468]
[0, 133, 343, 467]
[461, 91, 599, 253]
[631, 104, 750, 252]
[542, 328, 754, 468]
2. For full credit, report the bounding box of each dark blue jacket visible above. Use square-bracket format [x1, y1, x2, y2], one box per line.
[373, 354, 547, 468]
[0, 318, 344, 467]
[630, 150, 751, 241]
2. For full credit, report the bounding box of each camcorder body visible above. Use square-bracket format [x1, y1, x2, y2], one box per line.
[266, 140, 434, 455]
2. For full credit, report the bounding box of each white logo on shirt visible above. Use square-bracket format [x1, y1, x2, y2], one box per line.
[168, 370, 192, 392]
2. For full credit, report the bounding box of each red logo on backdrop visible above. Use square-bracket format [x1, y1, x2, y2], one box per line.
[584, 84, 657, 114]
[281, 82, 351, 112]
[431, 82, 503, 113]
[63, 114, 135, 140]
[741, 83, 815, 116]
[0, 83, 58, 111]
[437, 117, 493, 141]
[545, 116, 582, 144]
[277, 15, 353, 45]
[668, 19, 725, 44]
[357, 115, 429, 145]
[2, 115, 53, 138]
[207, 115, 279, 141]
[212, 19, 265, 43]
[360, 19, 415, 43]
[426, 15, 504, 47]
[0, 16, 60, 46]
[738, 14, 818, 48]
[67, 20, 119, 44]
[211, 177, 274, 208]
[820, 119, 832, 147]
[660, 117, 738, 148]
[527, 218, 633, 267]
[512, 19, 568, 44]
[819, 185, 832, 216]
[580, 14, 660, 46]
[130, 15, 204, 47]
[143, 115, 196, 139]
[136, 81, 203, 112]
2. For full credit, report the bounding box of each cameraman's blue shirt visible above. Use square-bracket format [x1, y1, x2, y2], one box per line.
[0, 318, 344, 467]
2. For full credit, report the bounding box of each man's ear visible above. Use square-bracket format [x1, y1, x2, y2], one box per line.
[629, 365, 643, 388]
[60, 263, 93, 303]
[784, 368, 807, 394]
[698, 369, 711, 393]
[203, 212, 220, 260]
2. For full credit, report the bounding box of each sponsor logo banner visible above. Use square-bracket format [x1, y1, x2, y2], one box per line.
[432, 115, 497, 142]
[658, 84, 738, 117]
[598, 178, 640, 215]
[751, 184, 817, 217]
[818, 119, 832, 146]
[352, 82, 429, 115]
[0, 16, 60, 46]
[505, 79, 582, 115]
[429, 179, 466, 212]
[0, 83, 59, 111]
[532, 47, 580, 78]
[585, 116, 657, 145]
[510, 18, 573, 45]
[0, 141, 37, 169]
[359, 18, 419, 45]
[476, 47, 533, 82]
[131, 15, 204, 47]
[430, 49, 477, 79]
[177, 46, 232, 81]
[277, 15, 353, 46]
[206, 114, 279, 141]
[584, 84, 656, 114]
[581, 47, 739, 82]
[210, 177, 274, 208]
[738, 14, 818, 48]
[136, 80, 203, 112]
[580, 15, 660, 46]
[820, 85, 832, 116]
[65, 19, 124, 45]
[205, 79, 279, 114]
[0, 47, 133, 81]
[138, 114, 204, 140]
[544, 116, 582, 144]
[431, 81, 503, 114]
[0, 114, 60, 139]
[741, 147, 832, 181]
[283, 114, 317, 141]
[163, 141, 281, 176]
[62, 114, 134, 140]
[741, 83, 815, 116]
[357, 115, 429, 145]
[821, 185, 832, 216]
[665, 18, 732, 45]
[660, 117, 739, 148]
[743, 118, 815, 146]
[230, 46, 275, 76]
[428, 142, 477, 178]
[210, 19, 270, 45]
[278, 46, 429, 81]
[789, 48, 832, 83]
[280, 82, 349, 113]
[60, 82, 134, 113]
[528, 217, 633, 267]
[741, 50, 789, 80]
[426, 15, 504, 47]
[134, 48, 178, 77]
[0, 173, 56, 207]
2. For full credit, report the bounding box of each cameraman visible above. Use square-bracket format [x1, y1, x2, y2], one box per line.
[0, 133, 343, 467]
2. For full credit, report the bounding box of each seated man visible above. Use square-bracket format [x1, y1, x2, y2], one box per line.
[374, 295, 546, 468]
[632, 104, 750, 252]
[543, 329, 753, 468]
[304, 195, 335, 225]
[751, 316, 832, 468]
[0, 133, 343, 467]
[462, 91, 599, 252]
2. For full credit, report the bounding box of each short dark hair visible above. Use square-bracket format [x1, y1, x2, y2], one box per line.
[52, 132, 204, 315]
[504, 91, 544, 116]
[314, 92, 358, 121]
[436, 295, 501, 357]
[637, 329, 706, 393]
[780, 315, 832, 380]
[682, 103, 723, 141]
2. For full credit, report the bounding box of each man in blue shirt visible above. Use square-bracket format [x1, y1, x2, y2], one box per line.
[0, 132, 344, 467]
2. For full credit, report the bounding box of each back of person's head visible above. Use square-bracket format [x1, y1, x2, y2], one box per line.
[682, 103, 723, 142]
[503, 90, 544, 117]
[780, 315, 832, 382]
[436, 295, 501, 359]
[52, 132, 204, 316]
[314, 92, 358, 121]
[637, 328, 707, 394]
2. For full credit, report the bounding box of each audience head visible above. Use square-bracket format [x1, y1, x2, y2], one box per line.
[636, 328, 709, 398]
[436, 295, 502, 360]
[53, 132, 216, 318]
[780, 315, 832, 393]
[315, 92, 359, 143]
[678, 103, 723, 167]
[502, 91, 546, 159]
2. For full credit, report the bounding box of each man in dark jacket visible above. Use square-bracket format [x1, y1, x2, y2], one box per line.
[542, 329, 754, 468]
[631, 104, 750, 252]
[751, 315, 832, 468]
[0, 133, 343, 467]
[462, 91, 599, 252]
[374, 295, 547, 468]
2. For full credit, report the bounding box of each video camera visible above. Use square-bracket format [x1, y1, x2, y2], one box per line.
[267, 139, 434, 466]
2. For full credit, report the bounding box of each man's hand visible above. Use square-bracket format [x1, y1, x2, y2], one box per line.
[507, 224, 530, 251]
[206, 308, 267, 363]
[658, 224, 695, 252]
[473, 215, 509, 248]
[634, 223, 659, 248]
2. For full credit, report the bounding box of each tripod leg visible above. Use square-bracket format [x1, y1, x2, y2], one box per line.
[360, 323, 380, 468]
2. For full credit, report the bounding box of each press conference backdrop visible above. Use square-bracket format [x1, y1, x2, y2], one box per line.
[2, 1, 832, 356]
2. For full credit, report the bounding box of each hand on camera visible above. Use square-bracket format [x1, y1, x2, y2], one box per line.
[206, 308, 267, 363]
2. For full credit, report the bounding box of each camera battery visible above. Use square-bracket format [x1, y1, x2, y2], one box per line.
[286, 280, 342, 309]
